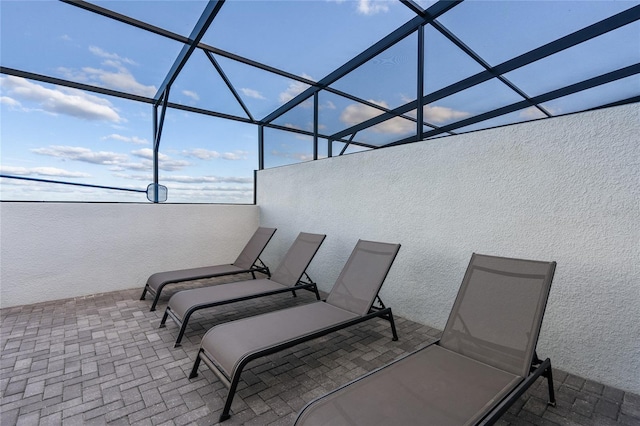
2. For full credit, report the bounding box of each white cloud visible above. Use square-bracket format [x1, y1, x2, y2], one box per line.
[0, 76, 123, 122]
[341, 99, 415, 134]
[81, 65, 156, 97]
[109, 162, 150, 172]
[113, 172, 252, 185]
[31, 145, 129, 165]
[241, 88, 266, 100]
[270, 150, 314, 162]
[423, 104, 470, 124]
[182, 90, 200, 101]
[340, 99, 470, 134]
[519, 106, 552, 119]
[0, 165, 90, 178]
[161, 175, 252, 184]
[56, 46, 156, 97]
[157, 162, 187, 172]
[0, 96, 21, 108]
[131, 148, 190, 171]
[221, 151, 249, 161]
[340, 98, 472, 134]
[321, 100, 336, 110]
[341, 99, 387, 125]
[357, 0, 391, 15]
[131, 148, 155, 160]
[182, 148, 249, 161]
[102, 134, 149, 145]
[279, 74, 314, 105]
[88, 46, 136, 66]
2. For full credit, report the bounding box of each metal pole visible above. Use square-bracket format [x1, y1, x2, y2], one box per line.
[258, 125, 265, 170]
[313, 93, 319, 160]
[417, 25, 425, 141]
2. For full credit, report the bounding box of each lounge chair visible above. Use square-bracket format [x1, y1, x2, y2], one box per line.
[159, 232, 326, 347]
[295, 253, 557, 426]
[188, 239, 401, 422]
[140, 227, 276, 311]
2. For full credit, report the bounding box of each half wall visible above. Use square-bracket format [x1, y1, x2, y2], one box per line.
[257, 104, 640, 394]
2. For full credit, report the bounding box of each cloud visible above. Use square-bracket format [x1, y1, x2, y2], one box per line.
[182, 148, 249, 161]
[279, 74, 314, 105]
[340, 99, 472, 134]
[56, 46, 157, 97]
[321, 100, 336, 110]
[89, 46, 136, 66]
[182, 90, 200, 101]
[341, 100, 387, 125]
[113, 172, 252, 185]
[0, 76, 123, 122]
[31, 145, 129, 165]
[161, 175, 253, 184]
[519, 106, 551, 119]
[0, 96, 21, 108]
[109, 162, 150, 172]
[80, 65, 156, 97]
[357, 0, 391, 15]
[102, 134, 150, 145]
[270, 150, 314, 162]
[0, 165, 90, 178]
[423, 104, 470, 124]
[340, 99, 415, 134]
[131, 148, 156, 160]
[241, 88, 266, 100]
[131, 148, 190, 171]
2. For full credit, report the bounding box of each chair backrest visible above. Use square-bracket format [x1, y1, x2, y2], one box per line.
[269, 233, 326, 286]
[439, 253, 556, 377]
[232, 227, 277, 269]
[325, 240, 401, 317]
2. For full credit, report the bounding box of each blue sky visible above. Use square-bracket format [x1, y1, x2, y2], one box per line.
[1, 0, 638, 202]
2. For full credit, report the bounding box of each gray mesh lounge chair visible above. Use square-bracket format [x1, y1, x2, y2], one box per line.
[160, 232, 326, 347]
[295, 253, 557, 426]
[140, 227, 276, 311]
[188, 240, 401, 422]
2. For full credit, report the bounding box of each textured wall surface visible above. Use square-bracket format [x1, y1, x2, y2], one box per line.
[0, 203, 259, 308]
[257, 104, 640, 394]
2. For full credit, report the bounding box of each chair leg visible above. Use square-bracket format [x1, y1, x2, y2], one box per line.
[149, 293, 161, 312]
[220, 370, 243, 422]
[387, 309, 399, 341]
[545, 363, 556, 407]
[159, 310, 169, 328]
[140, 286, 148, 300]
[175, 322, 189, 348]
[189, 351, 202, 379]
[148, 282, 168, 312]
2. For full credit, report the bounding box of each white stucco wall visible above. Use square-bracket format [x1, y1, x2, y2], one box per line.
[0, 203, 259, 308]
[257, 104, 640, 394]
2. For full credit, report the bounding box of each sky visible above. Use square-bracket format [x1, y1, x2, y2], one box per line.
[1, 0, 638, 203]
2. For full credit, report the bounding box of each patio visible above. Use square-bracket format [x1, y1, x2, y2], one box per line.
[2, 274, 639, 426]
[1, 1, 639, 424]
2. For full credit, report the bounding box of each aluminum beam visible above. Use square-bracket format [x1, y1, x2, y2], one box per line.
[329, 5, 640, 141]
[154, 0, 225, 103]
[261, 0, 462, 125]
[386, 63, 640, 145]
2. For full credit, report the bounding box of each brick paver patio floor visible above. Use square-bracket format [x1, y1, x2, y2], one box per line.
[2, 274, 639, 425]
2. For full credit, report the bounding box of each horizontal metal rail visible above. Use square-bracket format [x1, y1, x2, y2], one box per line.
[0, 175, 146, 193]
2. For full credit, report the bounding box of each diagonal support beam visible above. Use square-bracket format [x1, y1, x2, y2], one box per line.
[154, 0, 225, 104]
[385, 63, 640, 145]
[328, 4, 640, 141]
[260, 0, 462, 124]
